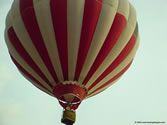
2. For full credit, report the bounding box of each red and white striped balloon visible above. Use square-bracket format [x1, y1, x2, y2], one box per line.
[5, 0, 139, 109]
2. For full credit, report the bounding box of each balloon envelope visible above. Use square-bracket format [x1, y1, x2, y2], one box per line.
[5, 0, 139, 109]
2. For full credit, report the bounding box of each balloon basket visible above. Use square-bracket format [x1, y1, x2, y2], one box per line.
[61, 109, 76, 125]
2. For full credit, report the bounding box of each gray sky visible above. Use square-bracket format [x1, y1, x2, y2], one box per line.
[0, 0, 167, 125]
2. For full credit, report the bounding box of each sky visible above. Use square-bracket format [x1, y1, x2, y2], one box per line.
[0, 0, 167, 125]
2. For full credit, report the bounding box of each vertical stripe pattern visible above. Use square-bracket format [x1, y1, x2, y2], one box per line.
[5, 0, 139, 101]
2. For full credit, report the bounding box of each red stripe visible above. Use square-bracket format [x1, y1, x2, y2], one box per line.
[50, 0, 68, 80]
[10, 55, 51, 93]
[20, 0, 58, 82]
[83, 13, 127, 85]
[88, 61, 133, 96]
[8, 27, 53, 88]
[74, 0, 103, 80]
[88, 35, 136, 90]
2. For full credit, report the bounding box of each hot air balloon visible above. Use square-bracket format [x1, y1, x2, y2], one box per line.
[5, 0, 139, 124]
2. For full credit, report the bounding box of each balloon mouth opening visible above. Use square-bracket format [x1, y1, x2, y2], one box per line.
[53, 82, 88, 104]
[58, 93, 82, 104]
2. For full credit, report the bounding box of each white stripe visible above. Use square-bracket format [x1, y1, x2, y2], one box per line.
[33, 0, 64, 83]
[5, 7, 12, 30]
[78, 0, 119, 84]
[88, 32, 139, 97]
[86, 77, 121, 98]
[85, 3, 137, 88]
[128, 3, 137, 27]
[88, 35, 139, 94]
[67, 0, 85, 81]
[10, 0, 55, 85]
[117, 0, 129, 20]
[5, 29, 52, 92]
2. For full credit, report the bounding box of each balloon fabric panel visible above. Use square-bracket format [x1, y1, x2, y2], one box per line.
[4, 0, 139, 110]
